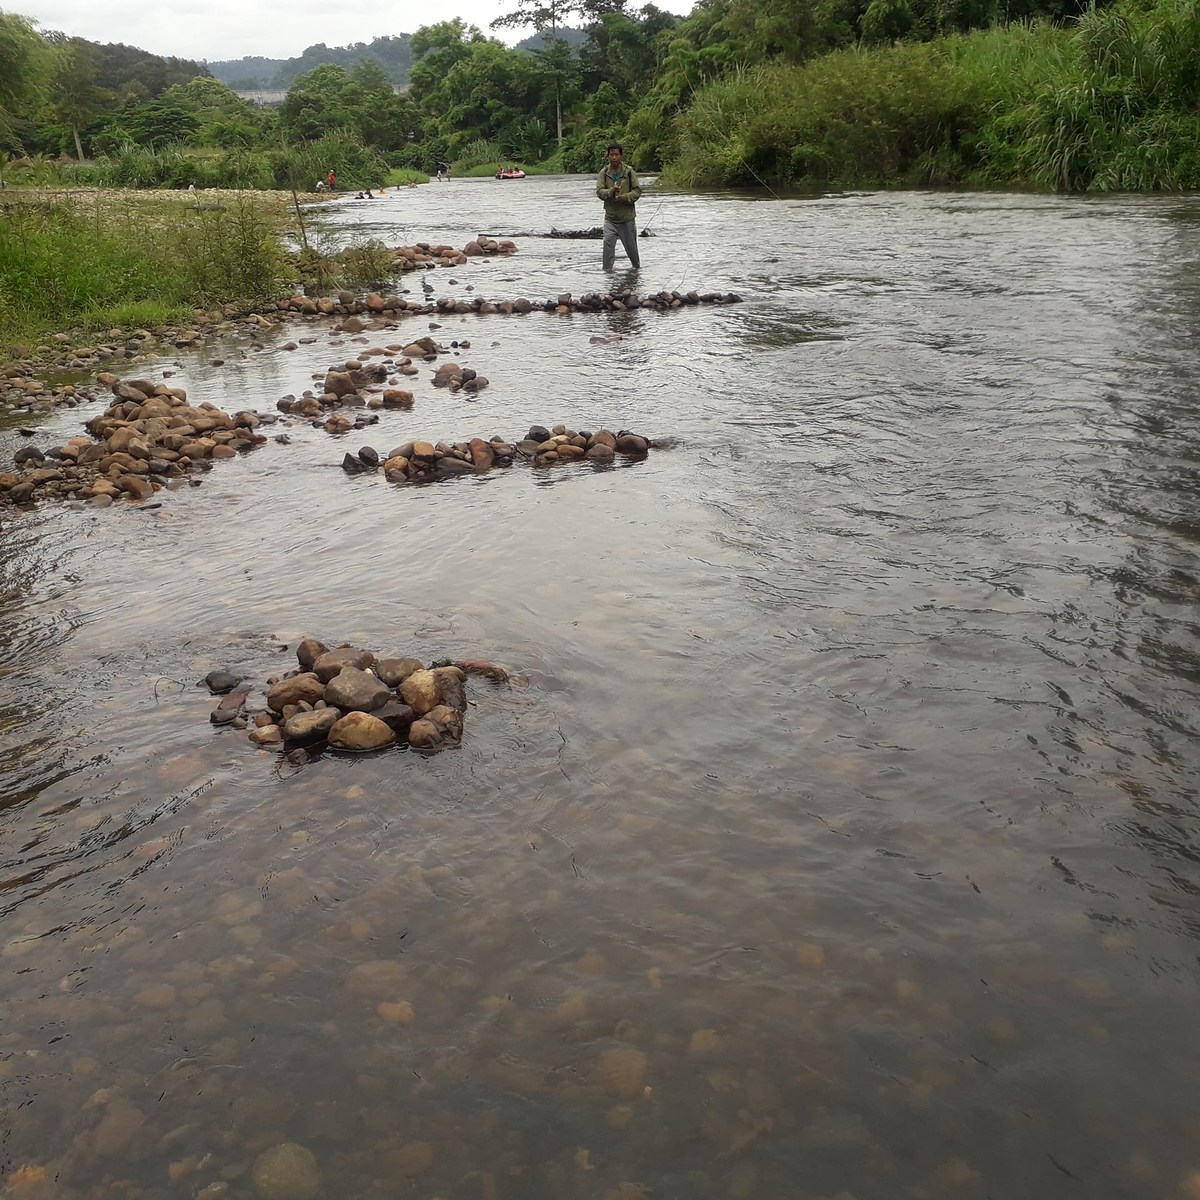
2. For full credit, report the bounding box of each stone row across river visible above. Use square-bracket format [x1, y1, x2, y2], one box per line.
[342, 423, 654, 483]
[277, 286, 742, 319]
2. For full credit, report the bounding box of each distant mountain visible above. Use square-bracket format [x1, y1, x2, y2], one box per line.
[514, 26, 589, 51]
[203, 26, 583, 97]
[205, 56, 285, 89]
[268, 35, 414, 88]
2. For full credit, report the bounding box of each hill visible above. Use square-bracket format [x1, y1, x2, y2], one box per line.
[514, 26, 589, 51]
[268, 35, 414, 88]
[204, 56, 285, 89]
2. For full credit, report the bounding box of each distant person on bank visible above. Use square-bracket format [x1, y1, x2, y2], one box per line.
[596, 143, 641, 270]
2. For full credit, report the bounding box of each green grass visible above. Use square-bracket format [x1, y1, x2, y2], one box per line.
[79, 298, 194, 330]
[0, 191, 292, 355]
[384, 167, 430, 186]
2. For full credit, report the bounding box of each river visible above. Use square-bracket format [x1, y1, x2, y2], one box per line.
[1, 177, 1199, 1199]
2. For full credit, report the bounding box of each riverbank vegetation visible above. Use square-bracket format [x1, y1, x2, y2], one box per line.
[0, 188, 409, 352]
[3, 0, 1197, 195]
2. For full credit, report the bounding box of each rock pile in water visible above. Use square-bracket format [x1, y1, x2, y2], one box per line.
[275, 337, 488, 432]
[394, 237, 517, 269]
[340, 423, 653, 482]
[209, 639, 513, 754]
[1, 367, 96, 414]
[0, 375, 274, 506]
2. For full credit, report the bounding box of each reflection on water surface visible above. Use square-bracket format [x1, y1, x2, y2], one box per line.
[1, 180, 1199, 1199]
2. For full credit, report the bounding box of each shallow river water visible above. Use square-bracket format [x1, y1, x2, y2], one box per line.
[2, 177, 1200, 1200]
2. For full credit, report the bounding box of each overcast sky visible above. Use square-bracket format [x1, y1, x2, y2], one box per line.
[9, 0, 695, 62]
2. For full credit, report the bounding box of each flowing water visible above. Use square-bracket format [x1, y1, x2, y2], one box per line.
[2, 177, 1199, 1200]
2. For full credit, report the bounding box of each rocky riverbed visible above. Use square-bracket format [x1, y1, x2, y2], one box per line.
[2, 236, 741, 508]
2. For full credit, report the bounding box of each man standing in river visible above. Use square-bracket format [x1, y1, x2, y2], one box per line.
[597, 143, 641, 270]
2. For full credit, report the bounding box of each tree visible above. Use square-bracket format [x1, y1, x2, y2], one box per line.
[122, 97, 200, 147]
[350, 62, 417, 149]
[492, 0, 583, 145]
[0, 13, 51, 148]
[279, 64, 367, 140]
[46, 40, 112, 159]
[528, 33, 580, 144]
[581, 6, 678, 99]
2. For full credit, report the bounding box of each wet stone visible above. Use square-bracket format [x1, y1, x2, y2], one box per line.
[205, 670, 243, 694]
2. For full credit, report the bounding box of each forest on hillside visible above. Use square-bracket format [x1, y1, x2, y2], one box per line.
[2, 0, 1199, 192]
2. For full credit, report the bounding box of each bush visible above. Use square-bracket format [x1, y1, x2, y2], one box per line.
[559, 128, 618, 174]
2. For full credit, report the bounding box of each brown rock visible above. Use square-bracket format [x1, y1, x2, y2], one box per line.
[468, 438, 494, 470]
[117, 475, 154, 501]
[453, 659, 511, 682]
[399, 669, 441, 716]
[375, 657, 424, 687]
[266, 673, 326, 712]
[430, 666, 467, 711]
[323, 371, 357, 398]
[407, 704, 463, 750]
[296, 638, 329, 669]
[210, 691, 249, 724]
[328, 711, 396, 752]
[313, 646, 375, 683]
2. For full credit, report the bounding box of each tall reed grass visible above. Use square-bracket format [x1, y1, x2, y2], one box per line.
[663, 0, 1200, 191]
[0, 193, 289, 349]
[56, 131, 390, 193]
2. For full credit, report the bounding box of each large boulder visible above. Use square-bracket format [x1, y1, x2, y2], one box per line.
[328, 711, 396, 752]
[324, 666, 391, 712]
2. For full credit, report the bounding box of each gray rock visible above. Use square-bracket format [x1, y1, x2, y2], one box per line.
[375, 656, 424, 688]
[282, 708, 340, 745]
[205, 669, 243, 694]
[373, 700, 416, 734]
[323, 666, 391, 712]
